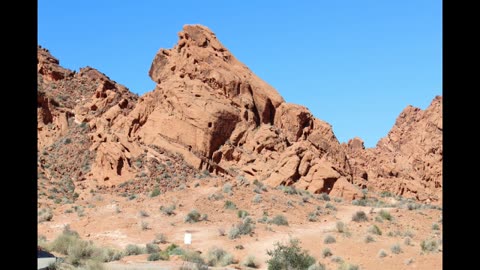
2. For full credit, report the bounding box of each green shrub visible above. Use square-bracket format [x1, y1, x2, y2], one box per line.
[160, 204, 176, 216]
[269, 215, 289, 226]
[308, 263, 326, 270]
[182, 250, 205, 265]
[146, 243, 160, 254]
[208, 193, 224, 201]
[124, 244, 144, 256]
[325, 203, 336, 211]
[38, 208, 53, 222]
[378, 210, 392, 221]
[238, 210, 249, 218]
[421, 238, 439, 252]
[432, 223, 440, 230]
[184, 209, 201, 223]
[324, 235, 336, 244]
[338, 263, 359, 270]
[390, 244, 402, 254]
[266, 238, 316, 270]
[281, 185, 298, 195]
[308, 212, 317, 222]
[140, 221, 149, 230]
[352, 211, 368, 222]
[378, 249, 387, 258]
[380, 191, 393, 197]
[317, 193, 330, 201]
[336, 221, 346, 233]
[404, 237, 412, 246]
[148, 251, 169, 261]
[224, 200, 237, 210]
[252, 194, 262, 204]
[364, 235, 375, 243]
[322, 247, 333, 258]
[368, 225, 382, 235]
[139, 210, 149, 217]
[223, 183, 232, 193]
[206, 247, 234, 266]
[229, 217, 255, 239]
[150, 188, 161, 197]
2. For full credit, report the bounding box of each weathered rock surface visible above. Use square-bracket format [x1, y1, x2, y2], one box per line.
[345, 96, 442, 202]
[37, 25, 442, 204]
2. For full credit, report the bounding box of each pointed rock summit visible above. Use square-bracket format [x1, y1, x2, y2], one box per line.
[115, 24, 355, 197]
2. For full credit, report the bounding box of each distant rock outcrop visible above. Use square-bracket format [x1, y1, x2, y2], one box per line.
[345, 96, 442, 203]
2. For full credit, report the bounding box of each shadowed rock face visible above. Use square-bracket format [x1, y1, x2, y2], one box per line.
[345, 96, 443, 203]
[37, 25, 442, 203]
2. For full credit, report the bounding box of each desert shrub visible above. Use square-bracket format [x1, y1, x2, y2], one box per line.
[391, 244, 402, 254]
[331, 256, 343, 264]
[140, 221, 149, 230]
[147, 252, 168, 261]
[154, 233, 167, 244]
[124, 244, 144, 256]
[266, 238, 316, 270]
[404, 237, 412, 246]
[146, 243, 160, 254]
[208, 193, 224, 201]
[38, 208, 53, 222]
[338, 263, 359, 270]
[182, 250, 205, 265]
[325, 203, 336, 211]
[229, 217, 255, 239]
[378, 249, 387, 258]
[317, 193, 330, 201]
[223, 183, 232, 193]
[100, 248, 123, 262]
[421, 238, 439, 252]
[403, 230, 414, 238]
[407, 203, 421, 210]
[150, 188, 161, 197]
[380, 191, 393, 197]
[49, 231, 79, 255]
[308, 263, 326, 270]
[368, 225, 382, 235]
[139, 210, 149, 217]
[160, 204, 176, 216]
[242, 255, 258, 268]
[308, 212, 317, 222]
[281, 185, 298, 195]
[364, 235, 375, 243]
[252, 194, 262, 204]
[184, 209, 201, 223]
[374, 216, 383, 223]
[228, 227, 241, 239]
[432, 223, 440, 230]
[302, 195, 310, 203]
[322, 247, 333, 258]
[324, 235, 336, 244]
[336, 221, 346, 233]
[206, 247, 234, 266]
[378, 210, 392, 221]
[351, 199, 367, 206]
[224, 200, 237, 210]
[269, 214, 289, 226]
[238, 210, 249, 218]
[352, 211, 368, 222]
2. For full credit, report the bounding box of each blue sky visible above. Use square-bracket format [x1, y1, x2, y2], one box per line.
[38, 1, 441, 148]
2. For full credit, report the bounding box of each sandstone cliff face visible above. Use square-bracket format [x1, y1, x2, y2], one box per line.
[345, 96, 442, 203]
[114, 25, 356, 197]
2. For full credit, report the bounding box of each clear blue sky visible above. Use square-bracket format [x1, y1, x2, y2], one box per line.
[38, 1, 442, 148]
